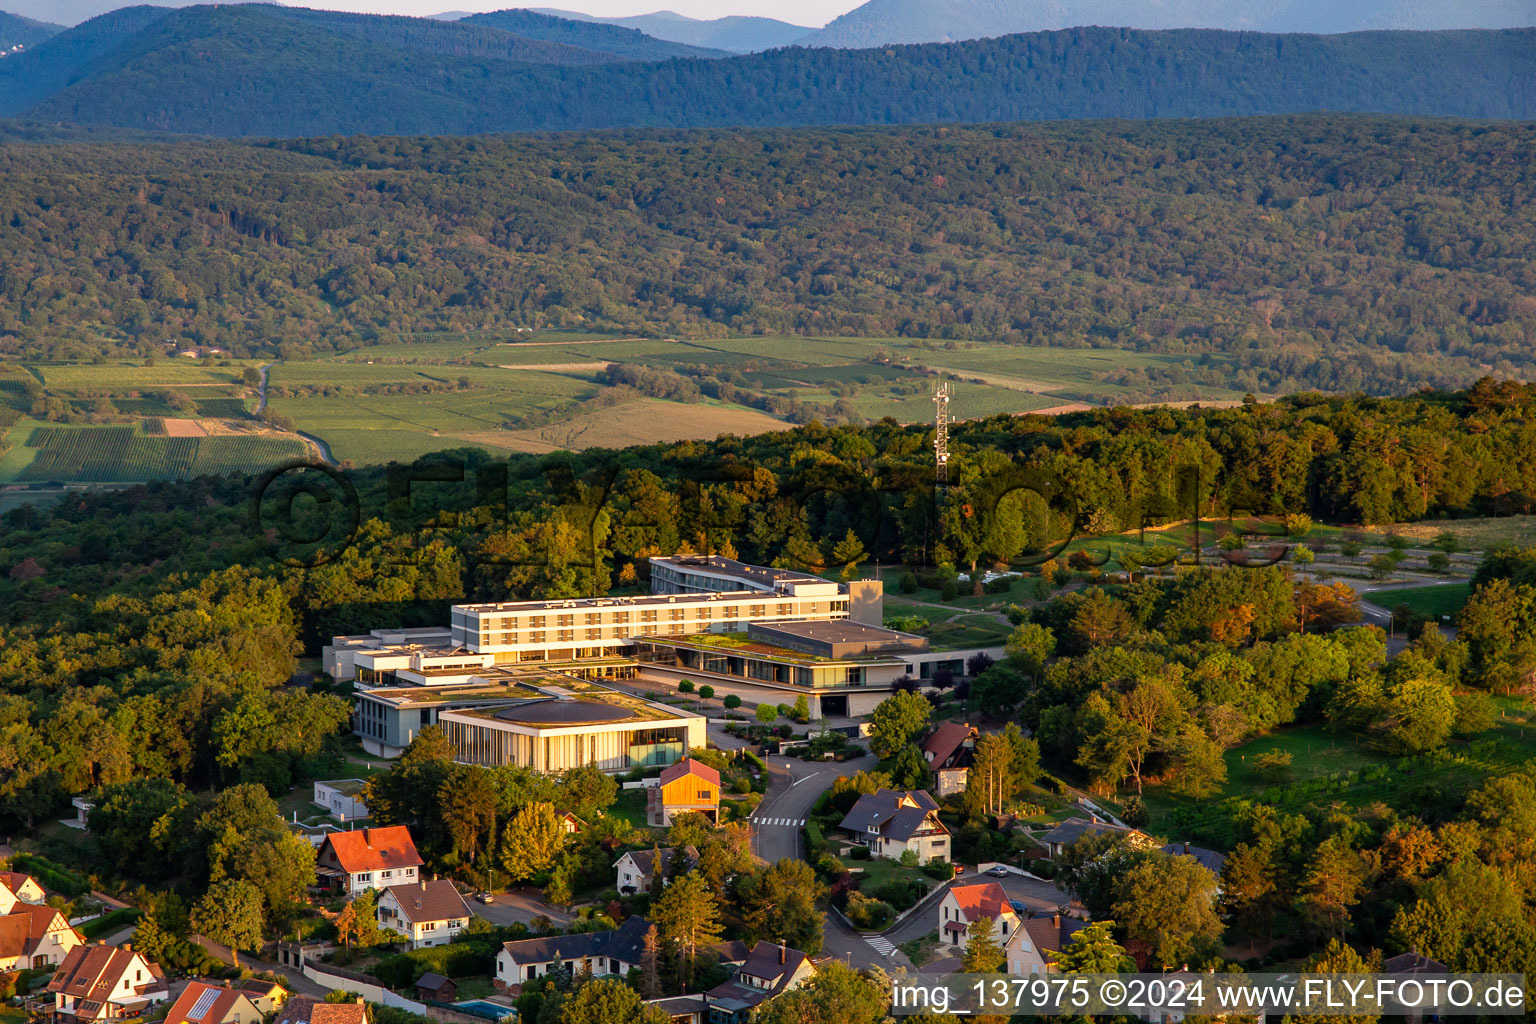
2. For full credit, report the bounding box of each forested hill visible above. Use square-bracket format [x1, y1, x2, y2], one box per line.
[8, 14, 1536, 135]
[0, 10, 60, 51]
[3, 117, 1535, 398]
[461, 9, 730, 61]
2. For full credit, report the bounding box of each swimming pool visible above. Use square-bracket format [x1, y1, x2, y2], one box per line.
[453, 1000, 515, 1021]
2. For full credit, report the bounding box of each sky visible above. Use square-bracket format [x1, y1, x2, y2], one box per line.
[295, 0, 862, 24]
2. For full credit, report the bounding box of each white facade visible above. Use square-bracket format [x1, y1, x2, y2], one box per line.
[313, 781, 370, 822]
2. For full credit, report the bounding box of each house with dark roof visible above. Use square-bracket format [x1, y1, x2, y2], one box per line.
[837, 788, 950, 863]
[316, 826, 424, 897]
[922, 723, 979, 798]
[274, 996, 369, 1024]
[1385, 951, 1448, 974]
[649, 758, 721, 827]
[1005, 913, 1089, 976]
[494, 914, 652, 990]
[1159, 841, 1227, 876]
[647, 995, 707, 1024]
[47, 943, 169, 1022]
[0, 902, 83, 968]
[376, 879, 472, 949]
[614, 846, 700, 894]
[162, 982, 264, 1024]
[703, 941, 815, 1023]
[1039, 817, 1147, 859]
[414, 974, 456, 1002]
[937, 882, 1019, 948]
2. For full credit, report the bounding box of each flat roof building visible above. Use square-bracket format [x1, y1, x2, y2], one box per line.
[438, 682, 705, 773]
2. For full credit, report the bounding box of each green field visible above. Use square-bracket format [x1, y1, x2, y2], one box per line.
[1376, 583, 1473, 620]
[5, 333, 1256, 477]
[0, 422, 309, 483]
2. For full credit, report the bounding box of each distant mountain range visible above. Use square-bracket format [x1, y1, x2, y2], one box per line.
[529, 8, 812, 53]
[0, 9, 59, 51]
[463, 9, 728, 59]
[801, 0, 1536, 47]
[1, 4, 1530, 137]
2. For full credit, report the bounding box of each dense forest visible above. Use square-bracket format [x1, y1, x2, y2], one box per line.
[2, 117, 1534, 395]
[6, 383, 1536, 823]
[0, 10, 58, 51]
[3, 5, 1533, 135]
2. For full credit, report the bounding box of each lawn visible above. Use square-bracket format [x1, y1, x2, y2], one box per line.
[609, 788, 655, 833]
[1377, 583, 1472, 621]
[1136, 713, 1536, 848]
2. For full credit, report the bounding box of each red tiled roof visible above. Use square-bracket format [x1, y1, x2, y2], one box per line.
[659, 758, 720, 787]
[921, 723, 976, 768]
[163, 982, 255, 1024]
[320, 827, 424, 874]
[948, 882, 1014, 923]
[0, 914, 28, 959]
[276, 997, 368, 1024]
[48, 945, 164, 1005]
[4, 903, 78, 955]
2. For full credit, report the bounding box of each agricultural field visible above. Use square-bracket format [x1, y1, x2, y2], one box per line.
[0, 421, 309, 484]
[3, 331, 1253, 478]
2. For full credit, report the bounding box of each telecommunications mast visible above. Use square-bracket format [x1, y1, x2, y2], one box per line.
[933, 380, 951, 486]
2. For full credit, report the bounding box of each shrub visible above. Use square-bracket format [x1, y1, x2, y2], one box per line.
[868, 879, 924, 911]
[733, 778, 752, 794]
[1254, 749, 1294, 782]
[983, 576, 1013, 594]
[776, 724, 793, 739]
[844, 892, 894, 930]
[850, 846, 872, 861]
[922, 858, 954, 881]
[898, 849, 919, 868]
[899, 570, 918, 593]
[723, 694, 741, 710]
[678, 680, 695, 694]
[940, 578, 958, 601]
[697, 685, 715, 700]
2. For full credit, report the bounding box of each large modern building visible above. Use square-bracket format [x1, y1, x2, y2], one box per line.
[439, 682, 705, 773]
[325, 556, 881, 682]
[632, 620, 965, 717]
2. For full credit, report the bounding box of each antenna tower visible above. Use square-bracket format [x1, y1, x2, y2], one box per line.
[933, 380, 951, 486]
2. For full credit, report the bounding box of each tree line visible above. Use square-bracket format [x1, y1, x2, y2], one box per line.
[1, 117, 1535, 401]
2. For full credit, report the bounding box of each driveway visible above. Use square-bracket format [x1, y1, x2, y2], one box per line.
[881, 871, 1077, 950]
[469, 888, 573, 929]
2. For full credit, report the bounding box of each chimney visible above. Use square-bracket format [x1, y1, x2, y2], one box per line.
[1089, 813, 1098, 824]
[122, 943, 132, 952]
[1183, 841, 1190, 854]
[1052, 915, 1060, 928]
[363, 829, 372, 846]
[779, 945, 785, 965]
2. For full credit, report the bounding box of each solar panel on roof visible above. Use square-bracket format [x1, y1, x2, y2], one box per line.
[190, 988, 221, 1020]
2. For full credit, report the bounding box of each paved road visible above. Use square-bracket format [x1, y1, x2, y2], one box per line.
[745, 751, 890, 969]
[469, 888, 573, 929]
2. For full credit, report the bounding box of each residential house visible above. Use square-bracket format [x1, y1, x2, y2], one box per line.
[313, 780, 370, 822]
[316, 826, 424, 897]
[162, 982, 264, 1024]
[837, 789, 951, 863]
[377, 880, 471, 949]
[922, 723, 979, 798]
[614, 846, 699, 894]
[648, 759, 720, 827]
[495, 914, 650, 989]
[236, 979, 289, 1015]
[0, 902, 84, 968]
[1159, 841, 1226, 876]
[647, 995, 707, 1024]
[557, 811, 583, 835]
[938, 882, 1019, 949]
[703, 941, 816, 1023]
[0, 871, 46, 903]
[415, 974, 457, 1002]
[1039, 817, 1146, 859]
[274, 997, 369, 1024]
[1385, 951, 1447, 974]
[1005, 914, 1088, 976]
[48, 943, 170, 1022]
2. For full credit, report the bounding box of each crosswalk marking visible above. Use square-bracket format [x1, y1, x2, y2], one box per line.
[748, 816, 806, 827]
[865, 935, 898, 957]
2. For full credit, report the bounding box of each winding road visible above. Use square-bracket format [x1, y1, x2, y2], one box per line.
[255, 360, 338, 467]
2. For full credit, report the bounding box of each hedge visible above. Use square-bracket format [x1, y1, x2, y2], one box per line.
[10, 853, 90, 898]
[80, 908, 141, 939]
